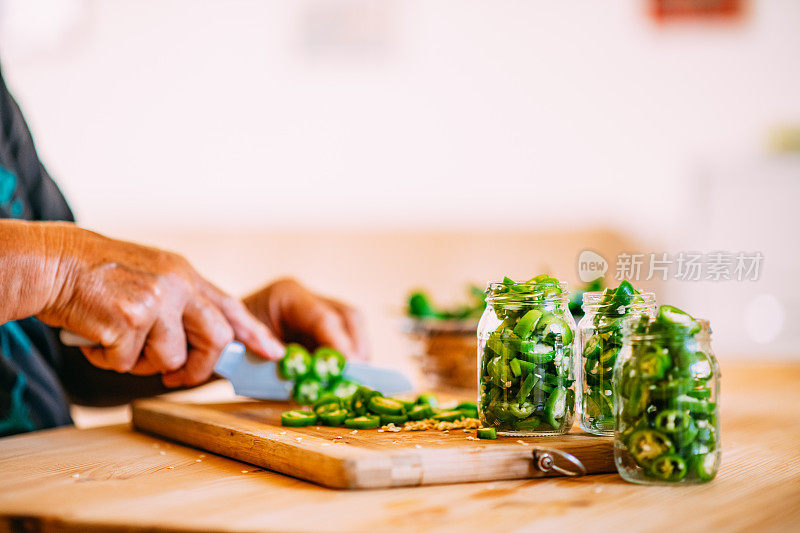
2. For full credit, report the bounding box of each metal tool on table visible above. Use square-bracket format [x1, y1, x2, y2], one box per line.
[532, 448, 587, 477]
[59, 331, 413, 399]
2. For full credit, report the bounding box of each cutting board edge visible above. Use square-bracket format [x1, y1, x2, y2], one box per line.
[131, 399, 616, 490]
[132, 399, 363, 489]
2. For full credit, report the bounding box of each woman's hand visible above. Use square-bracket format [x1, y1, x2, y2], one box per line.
[33, 223, 284, 387]
[243, 278, 368, 361]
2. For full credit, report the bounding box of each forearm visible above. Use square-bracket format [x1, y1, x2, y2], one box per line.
[0, 220, 73, 324]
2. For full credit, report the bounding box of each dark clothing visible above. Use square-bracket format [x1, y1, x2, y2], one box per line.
[0, 71, 73, 222]
[0, 66, 75, 436]
[0, 67, 173, 437]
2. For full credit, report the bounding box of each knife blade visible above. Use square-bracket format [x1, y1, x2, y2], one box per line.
[58, 331, 413, 399]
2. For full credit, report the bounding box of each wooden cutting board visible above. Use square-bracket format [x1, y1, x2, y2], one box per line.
[131, 398, 614, 490]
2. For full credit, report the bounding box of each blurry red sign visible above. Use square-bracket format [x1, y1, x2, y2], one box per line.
[649, 0, 745, 22]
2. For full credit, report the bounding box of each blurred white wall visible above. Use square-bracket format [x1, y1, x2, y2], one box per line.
[2, 0, 798, 235]
[0, 0, 798, 359]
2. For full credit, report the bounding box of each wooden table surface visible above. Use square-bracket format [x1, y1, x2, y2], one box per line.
[1, 362, 799, 533]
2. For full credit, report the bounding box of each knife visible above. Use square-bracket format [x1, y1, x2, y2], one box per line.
[59, 331, 414, 399]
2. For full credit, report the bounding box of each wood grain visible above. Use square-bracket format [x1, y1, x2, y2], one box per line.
[1, 362, 799, 533]
[131, 399, 614, 489]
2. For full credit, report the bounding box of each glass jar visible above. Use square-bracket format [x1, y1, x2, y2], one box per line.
[578, 286, 656, 435]
[403, 318, 478, 392]
[477, 276, 577, 436]
[614, 306, 721, 484]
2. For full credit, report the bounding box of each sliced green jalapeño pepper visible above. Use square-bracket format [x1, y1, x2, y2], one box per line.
[416, 393, 438, 408]
[653, 409, 692, 435]
[318, 409, 348, 426]
[395, 398, 416, 412]
[627, 429, 674, 467]
[487, 356, 512, 387]
[647, 454, 688, 482]
[407, 404, 434, 420]
[509, 401, 535, 419]
[456, 402, 479, 419]
[611, 280, 635, 307]
[328, 378, 359, 400]
[477, 427, 497, 439]
[514, 416, 541, 431]
[278, 344, 312, 380]
[310, 347, 346, 384]
[519, 342, 555, 364]
[313, 395, 341, 415]
[648, 409, 698, 447]
[292, 376, 323, 405]
[636, 346, 671, 381]
[281, 409, 317, 427]
[480, 274, 574, 435]
[344, 415, 381, 429]
[544, 387, 567, 429]
[379, 413, 408, 426]
[527, 274, 550, 284]
[432, 410, 465, 422]
[599, 346, 619, 366]
[657, 305, 701, 334]
[513, 309, 542, 339]
[690, 453, 718, 482]
[582, 335, 603, 358]
[615, 304, 720, 483]
[350, 386, 377, 415]
[367, 396, 406, 416]
[539, 314, 574, 345]
[517, 372, 539, 403]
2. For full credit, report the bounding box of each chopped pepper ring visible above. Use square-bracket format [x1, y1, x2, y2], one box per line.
[627, 429, 674, 467]
[278, 344, 312, 381]
[281, 410, 317, 427]
[311, 347, 346, 383]
[367, 396, 406, 415]
[407, 404, 434, 421]
[647, 453, 688, 482]
[318, 409, 348, 426]
[344, 415, 381, 429]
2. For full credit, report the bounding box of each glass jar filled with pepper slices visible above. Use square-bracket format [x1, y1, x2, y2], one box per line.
[578, 281, 656, 436]
[614, 305, 720, 484]
[477, 275, 577, 436]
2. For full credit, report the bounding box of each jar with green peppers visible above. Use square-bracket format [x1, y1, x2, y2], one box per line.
[477, 275, 577, 436]
[578, 281, 655, 436]
[614, 305, 720, 484]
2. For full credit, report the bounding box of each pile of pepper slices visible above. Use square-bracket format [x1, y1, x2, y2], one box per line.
[278, 344, 482, 432]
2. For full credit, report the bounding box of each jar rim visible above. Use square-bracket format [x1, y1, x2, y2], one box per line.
[485, 280, 570, 305]
[581, 290, 656, 308]
[625, 316, 711, 341]
[486, 280, 569, 293]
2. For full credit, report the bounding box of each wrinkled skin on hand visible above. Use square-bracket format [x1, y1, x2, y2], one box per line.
[244, 278, 369, 361]
[1, 221, 368, 389]
[36, 224, 283, 387]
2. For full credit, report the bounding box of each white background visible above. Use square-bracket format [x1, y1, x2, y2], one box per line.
[1, 0, 798, 360]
